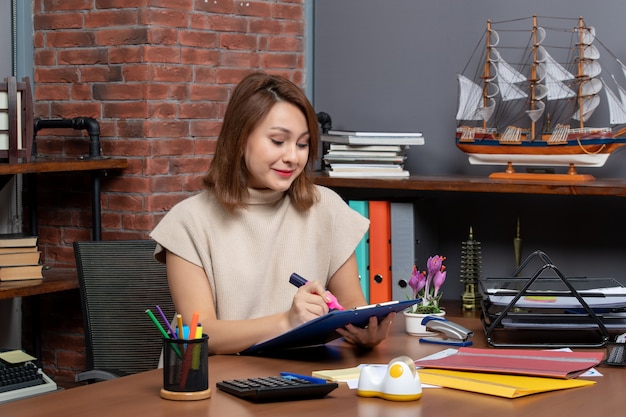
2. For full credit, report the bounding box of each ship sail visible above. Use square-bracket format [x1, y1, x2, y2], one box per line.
[572, 25, 602, 122]
[603, 79, 626, 125]
[492, 48, 528, 101]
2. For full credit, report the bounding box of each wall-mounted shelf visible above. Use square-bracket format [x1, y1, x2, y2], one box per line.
[313, 172, 626, 197]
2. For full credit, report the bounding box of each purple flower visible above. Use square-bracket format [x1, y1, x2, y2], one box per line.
[408, 266, 426, 299]
[433, 270, 447, 297]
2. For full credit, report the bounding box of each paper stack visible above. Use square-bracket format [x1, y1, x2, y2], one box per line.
[321, 130, 424, 178]
[0, 233, 43, 281]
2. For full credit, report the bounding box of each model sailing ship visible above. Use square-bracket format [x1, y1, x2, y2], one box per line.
[456, 16, 626, 178]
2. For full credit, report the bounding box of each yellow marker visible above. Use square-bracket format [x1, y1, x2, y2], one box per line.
[176, 314, 184, 339]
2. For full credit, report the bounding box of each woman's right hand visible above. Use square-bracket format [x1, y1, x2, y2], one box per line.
[287, 280, 331, 327]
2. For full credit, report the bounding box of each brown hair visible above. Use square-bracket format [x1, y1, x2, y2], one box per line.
[204, 72, 320, 212]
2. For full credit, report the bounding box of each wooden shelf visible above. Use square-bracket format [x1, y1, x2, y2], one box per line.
[0, 156, 128, 176]
[0, 268, 79, 300]
[313, 172, 626, 197]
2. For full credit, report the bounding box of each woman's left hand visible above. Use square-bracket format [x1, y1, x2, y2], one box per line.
[335, 312, 396, 348]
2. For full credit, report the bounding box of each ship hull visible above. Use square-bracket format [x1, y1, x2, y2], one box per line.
[456, 135, 626, 167]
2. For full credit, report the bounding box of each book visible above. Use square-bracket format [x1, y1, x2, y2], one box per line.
[327, 170, 410, 178]
[329, 144, 406, 152]
[0, 246, 38, 254]
[329, 164, 405, 172]
[349, 200, 370, 303]
[322, 134, 425, 146]
[327, 130, 423, 137]
[239, 300, 419, 355]
[390, 202, 416, 301]
[0, 251, 41, 267]
[368, 201, 392, 303]
[0, 233, 38, 248]
[0, 264, 44, 281]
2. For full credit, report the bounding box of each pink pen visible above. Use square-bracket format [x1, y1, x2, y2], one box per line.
[289, 273, 345, 311]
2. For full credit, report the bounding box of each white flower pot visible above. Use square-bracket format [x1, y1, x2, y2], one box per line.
[403, 310, 446, 336]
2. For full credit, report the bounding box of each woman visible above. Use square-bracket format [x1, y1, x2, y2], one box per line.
[150, 72, 394, 354]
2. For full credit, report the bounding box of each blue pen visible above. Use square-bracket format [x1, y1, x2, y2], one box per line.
[280, 372, 327, 384]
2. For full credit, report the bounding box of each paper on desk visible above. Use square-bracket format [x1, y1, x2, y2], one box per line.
[416, 368, 596, 398]
[312, 348, 458, 389]
[0, 350, 37, 364]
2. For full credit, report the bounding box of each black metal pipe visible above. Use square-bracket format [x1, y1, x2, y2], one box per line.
[34, 117, 102, 158]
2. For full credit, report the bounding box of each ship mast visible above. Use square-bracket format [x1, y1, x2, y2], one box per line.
[482, 19, 492, 131]
[577, 16, 585, 130]
[529, 15, 539, 140]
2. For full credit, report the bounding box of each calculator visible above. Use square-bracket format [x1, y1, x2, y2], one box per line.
[216, 374, 339, 402]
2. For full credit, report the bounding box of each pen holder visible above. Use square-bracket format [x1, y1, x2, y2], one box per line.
[161, 335, 211, 401]
[604, 341, 626, 366]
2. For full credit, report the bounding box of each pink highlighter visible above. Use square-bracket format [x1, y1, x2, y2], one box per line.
[289, 273, 345, 311]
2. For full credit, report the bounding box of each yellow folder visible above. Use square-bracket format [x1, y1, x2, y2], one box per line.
[417, 368, 595, 398]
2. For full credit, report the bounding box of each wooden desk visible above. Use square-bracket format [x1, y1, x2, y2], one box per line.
[1, 308, 621, 417]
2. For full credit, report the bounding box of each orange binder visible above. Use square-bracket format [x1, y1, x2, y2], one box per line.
[368, 200, 392, 303]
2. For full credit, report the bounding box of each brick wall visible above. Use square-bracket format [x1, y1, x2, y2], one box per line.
[25, 0, 306, 383]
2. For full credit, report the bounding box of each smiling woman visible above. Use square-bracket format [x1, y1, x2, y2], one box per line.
[149, 72, 396, 355]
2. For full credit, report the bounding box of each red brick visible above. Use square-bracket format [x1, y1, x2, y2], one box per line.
[210, 16, 251, 33]
[47, 31, 96, 48]
[220, 33, 258, 51]
[103, 101, 150, 118]
[80, 65, 124, 82]
[42, 0, 93, 11]
[221, 50, 261, 67]
[94, 83, 146, 100]
[272, 3, 303, 20]
[34, 13, 84, 30]
[144, 121, 190, 138]
[108, 194, 144, 211]
[189, 84, 229, 101]
[151, 65, 193, 82]
[150, 175, 184, 192]
[178, 102, 220, 119]
[151, 137, 195, 154]
[96, 28, 149, 46]
[144, 46, 181, 63]
[146, 27, 178, 45]
[59, 48, 109, 65]
[182, 48, 220, 65]
[145, 157, 171, 175]
[35, 84, 71, 101]
[145, 193, 189, 212]
[234, 1, 271, 17]
[261, 52, 299, 68]
[85, 10, 140, 28]
[179, 30, 219, 48]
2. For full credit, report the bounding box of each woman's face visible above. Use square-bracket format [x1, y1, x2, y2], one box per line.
[244, 101, 310, 191]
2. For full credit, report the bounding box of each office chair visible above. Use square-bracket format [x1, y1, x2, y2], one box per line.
[73, 240, 175, 383]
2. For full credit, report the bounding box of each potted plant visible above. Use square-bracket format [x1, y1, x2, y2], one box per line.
[404, 255, 447, 336]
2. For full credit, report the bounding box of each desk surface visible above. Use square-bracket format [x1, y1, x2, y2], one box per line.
[1, 307, 622, 417]
[0, 268, 78, 300]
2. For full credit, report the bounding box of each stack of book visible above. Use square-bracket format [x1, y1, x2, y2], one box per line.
[0, 233, 43, 281]
[321, 130, 424, 178]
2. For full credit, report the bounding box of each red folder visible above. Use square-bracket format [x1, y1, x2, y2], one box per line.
[368, 200, 392, 303]
[415, 347, 604, 379]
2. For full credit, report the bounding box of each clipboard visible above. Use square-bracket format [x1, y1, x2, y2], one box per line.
[240, 299, 419, 355]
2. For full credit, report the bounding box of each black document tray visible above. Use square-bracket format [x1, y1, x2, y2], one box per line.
[479, 251, 624, 348]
